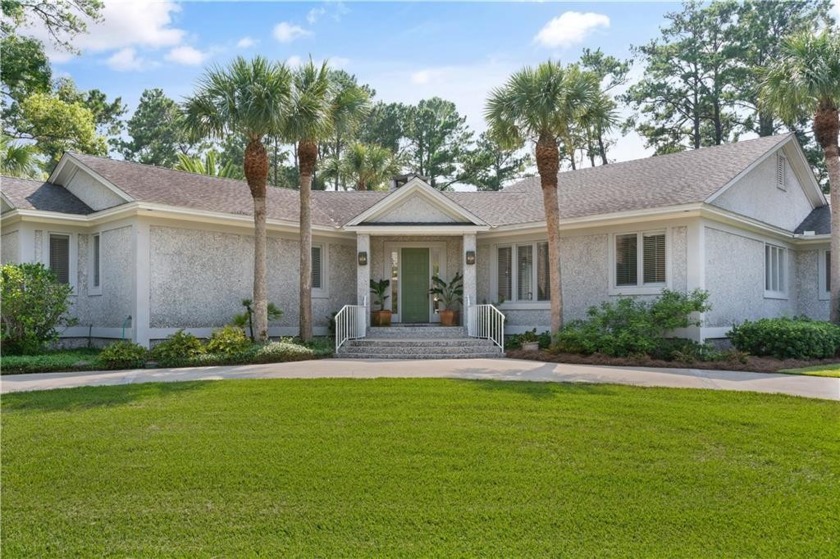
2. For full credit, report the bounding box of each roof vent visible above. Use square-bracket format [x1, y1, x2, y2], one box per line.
[803, 230, 816, 236]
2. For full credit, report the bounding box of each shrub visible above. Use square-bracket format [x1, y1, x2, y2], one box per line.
[97, 341, 147, 369]
[231, 300, 283, 341]
[249, 340, 317, 364]
[150, 330, 205, 364]
[1, 263, 77, 355]
[553, 289, 710, 358]
[729, 317, 840, 360]
[206, 325, 252, 356]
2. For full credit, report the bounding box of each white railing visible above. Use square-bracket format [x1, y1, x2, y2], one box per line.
[335, 296, 367, 353]
[466, 296, 505, 351]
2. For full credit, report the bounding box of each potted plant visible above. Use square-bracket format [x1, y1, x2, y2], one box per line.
[370, 279, 392, 326]
[429, 272, 463, 326]
[519, 329, 539, 352]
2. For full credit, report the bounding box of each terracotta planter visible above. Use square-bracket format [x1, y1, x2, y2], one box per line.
[439, 309, 457, 326]
[371, 310, 392, 326]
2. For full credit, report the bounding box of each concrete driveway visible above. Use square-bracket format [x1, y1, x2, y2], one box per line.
[2, 358, 838, 400]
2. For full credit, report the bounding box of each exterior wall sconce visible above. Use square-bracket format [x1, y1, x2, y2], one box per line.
[465, 250, 476, 265]
[358, 251, 368, 266]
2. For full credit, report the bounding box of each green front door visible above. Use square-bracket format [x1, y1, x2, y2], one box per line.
[401, 248, 429, 323]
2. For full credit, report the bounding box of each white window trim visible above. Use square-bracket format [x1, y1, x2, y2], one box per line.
[777, 153, 788, 191]
[818, 249, 830, 301]
[312, 242, 329, 299]
[609, 230, 670, 296]
[493, 240, 551, 309]
[45, 231, 77, 292]
[764, 242, 788, 300]
[89, 233, 102, 296]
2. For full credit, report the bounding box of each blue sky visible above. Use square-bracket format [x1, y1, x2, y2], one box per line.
[30, 0, 840, 164]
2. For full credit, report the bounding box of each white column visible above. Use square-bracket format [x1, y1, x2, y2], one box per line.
[133, 222, 151, 347]
[356, 234, 370, 327]
[685, 219, 706, 342]
[463, 232, 477, 317]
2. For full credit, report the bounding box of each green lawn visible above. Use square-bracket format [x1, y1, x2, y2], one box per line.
[780, 363, 840, 377]
[2, 379, 838, 557]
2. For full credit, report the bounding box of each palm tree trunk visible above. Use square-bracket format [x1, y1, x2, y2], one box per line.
[826, 146, 840, 323]
[536, 134, 564, 333]
[813, 102, 840, 323]
[244, 139, 269, 342]
[298, 140, 317, 341]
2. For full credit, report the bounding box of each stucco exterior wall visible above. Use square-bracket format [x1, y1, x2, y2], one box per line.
[149, 225, 354, 331]
[671, 226, 688, 294]
[795, 248, 830, 320]
[1, 230, 19, 264]
[704, 226, 796, 328]
[65, 168, 127, 211]
[69, 226, 134, 328]
[711, 149, 814, 231]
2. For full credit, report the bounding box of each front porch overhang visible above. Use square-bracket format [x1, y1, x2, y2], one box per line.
[344, 224, 490, 235]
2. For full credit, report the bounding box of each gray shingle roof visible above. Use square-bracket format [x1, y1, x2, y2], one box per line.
[501, 134, 792, 220]
[2, 177, 94, 215]
[5, 134, 795, 227]
[795, 205, 831, 235]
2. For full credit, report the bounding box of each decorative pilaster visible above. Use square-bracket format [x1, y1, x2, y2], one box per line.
[356, 234, 370, 327]
[463, 233, 477, 312]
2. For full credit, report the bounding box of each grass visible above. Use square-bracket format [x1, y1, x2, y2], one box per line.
[779, 363, 840, 377]
[0, 347, 100, 375]
[2, 379, 838, 557]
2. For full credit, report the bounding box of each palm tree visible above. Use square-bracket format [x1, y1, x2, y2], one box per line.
[174, 151, 242, 179]
[342, 142, 397, 191]
[761, 29, 840, 322]
[183, 56, 291, 342]
[282, 61, 334, 342]
[485, 61, 599, 332]
[1, 136, 41, 178]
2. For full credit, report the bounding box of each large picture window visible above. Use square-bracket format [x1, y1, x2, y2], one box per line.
[613, 231, 666, 289]
[764, 243, 786, 297]
[496, 242, 550, 303]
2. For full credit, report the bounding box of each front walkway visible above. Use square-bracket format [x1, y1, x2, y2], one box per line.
[2, 358, 838, 400]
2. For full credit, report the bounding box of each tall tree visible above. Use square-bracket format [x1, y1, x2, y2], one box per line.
[486, 61, 599, 332]
[761, 29, 840, 323]
[174, 151, 242, 179]
[282, 60, 333, 342]
[460, 132, 531, 191]
[579, 48, 630, 164]
[0, 135, 41, 178]
[14, 92, 107, 166]
[183, 56, 291, 342]
[54, 77, 125, 140]
[404, 97, 473, 189]
[735, 0, 835, 137]
[123, 89, 198, 167]
[624, 0, 741, 153]
[322, 70, 371, 190]
[357, 101, 408, 154]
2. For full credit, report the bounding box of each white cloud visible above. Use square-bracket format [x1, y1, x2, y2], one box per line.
[534, 11, 610, 49]
[165, 45, 207, 66]
[236, 36, 256, 49]
[307, 7, 326, 24]
[410, 69, 443, 85]
[832, 0, 840, 24]
[273, 22, 311, 43]
[286, 55, 303, 68]
[27, 0, 185, 62]
[106, 47, 146, 71]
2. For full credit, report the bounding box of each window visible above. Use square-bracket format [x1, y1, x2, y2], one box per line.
[49, 234, 70, 284]
[311, 245, 323, 290]
[613, 231, 666, 290]
[777, 154, 787, 190]
[496, 242, 550, 303]
[764, 243, 786, 296]
[91, 234, 101, 290]
[819, 250, 831, 299]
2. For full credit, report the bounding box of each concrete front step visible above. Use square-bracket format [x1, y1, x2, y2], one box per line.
[338, 334, 503, 360]
[367, 326, 466, 339]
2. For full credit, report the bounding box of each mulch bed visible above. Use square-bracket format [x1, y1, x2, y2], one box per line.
[505, 349, 840, 374]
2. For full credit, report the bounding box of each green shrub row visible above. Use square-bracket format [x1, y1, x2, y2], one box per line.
[729, 317, 840, 360]
[553, 290, 710, 358]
